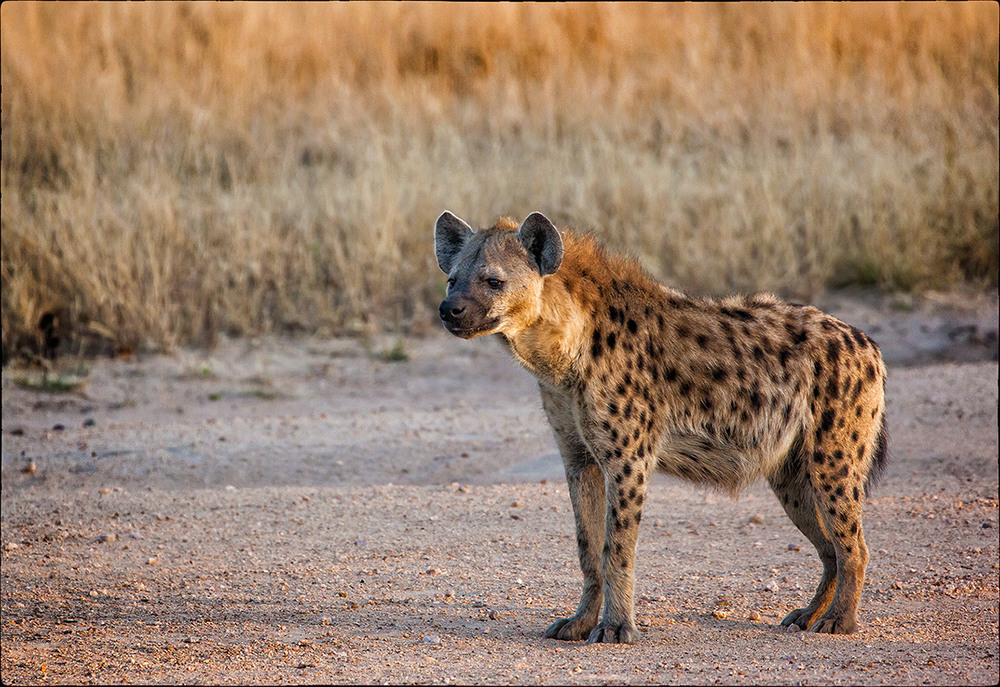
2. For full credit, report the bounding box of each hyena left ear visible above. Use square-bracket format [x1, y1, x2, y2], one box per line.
[518, 212, 563, 276]
[434, 211, 474, 273]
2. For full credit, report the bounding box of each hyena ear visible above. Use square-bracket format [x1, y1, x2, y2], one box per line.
[434, 211, 474, 273]
[518, 212, 563, 276]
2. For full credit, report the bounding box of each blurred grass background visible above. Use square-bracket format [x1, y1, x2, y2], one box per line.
[2, 2, 997, 360]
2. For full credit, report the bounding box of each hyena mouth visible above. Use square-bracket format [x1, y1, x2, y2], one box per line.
[442, 319, 500, 339]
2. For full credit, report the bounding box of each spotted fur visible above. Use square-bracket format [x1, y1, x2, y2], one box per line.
[435, 211, 888, 643]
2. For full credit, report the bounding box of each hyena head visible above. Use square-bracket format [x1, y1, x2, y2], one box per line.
[434, 211, 564, 339]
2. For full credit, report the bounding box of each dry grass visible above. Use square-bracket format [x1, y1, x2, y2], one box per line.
[2, 2, 997, 358]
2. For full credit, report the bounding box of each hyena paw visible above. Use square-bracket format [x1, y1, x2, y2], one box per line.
[780, 607, 816, 632]
[809, 615, 858, 634]
[585, 620, 641, 645]
[544, 615, 597, 641]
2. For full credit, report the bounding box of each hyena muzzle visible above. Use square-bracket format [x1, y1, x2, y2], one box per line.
[434, 210, 888, 644]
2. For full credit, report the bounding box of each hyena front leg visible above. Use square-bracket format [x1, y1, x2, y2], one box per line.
[540, 386, 605, 641]
[582, 411, 653, 644]
[587, 452, 649, 644]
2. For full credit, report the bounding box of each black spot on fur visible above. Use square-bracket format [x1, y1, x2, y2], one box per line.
[866, 363, 877, 381]
[696, 333, 710, 349]
[711, 366, 728, 382]
[606, 331, 617, 350]
[664, 366, 677, 382]
[820, 409, 836, 432]
[851, 327, 869, 348]
[676, 325, 689, 339]
[827, 339, 841, 364]
[850, 379, 863, 403]
[608, 401, 619, 416]
[627, 319, 638, 335]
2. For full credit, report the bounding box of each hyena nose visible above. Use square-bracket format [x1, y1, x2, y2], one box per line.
[439, 300, 466, 321]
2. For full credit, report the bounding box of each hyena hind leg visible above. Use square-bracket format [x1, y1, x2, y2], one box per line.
[807, 444, 871, 635]
[768, 447, 837, 632]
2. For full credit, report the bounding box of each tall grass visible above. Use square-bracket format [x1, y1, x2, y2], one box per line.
[2, 2, 997, 358]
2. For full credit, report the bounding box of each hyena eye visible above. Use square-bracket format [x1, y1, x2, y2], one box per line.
[486, 278, 504, 289]
[446, 277, 456, 289]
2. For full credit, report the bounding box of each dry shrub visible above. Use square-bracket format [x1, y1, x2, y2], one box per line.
[2, 2, 997, 358]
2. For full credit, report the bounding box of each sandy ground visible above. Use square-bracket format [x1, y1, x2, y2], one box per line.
[2, 291, 998, 685]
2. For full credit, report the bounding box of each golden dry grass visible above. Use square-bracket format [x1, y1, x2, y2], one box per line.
[2, 2, 997, 358]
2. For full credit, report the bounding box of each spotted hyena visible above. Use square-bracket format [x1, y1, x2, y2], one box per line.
[434, 211, 887, 644]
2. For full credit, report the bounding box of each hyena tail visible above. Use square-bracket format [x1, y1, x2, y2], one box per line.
[863, 416, 889, 495]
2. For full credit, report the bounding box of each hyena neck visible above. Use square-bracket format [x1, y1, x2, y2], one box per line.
[502, 232, 615, 389]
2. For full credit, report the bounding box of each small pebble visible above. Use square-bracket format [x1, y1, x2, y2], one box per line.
[764, 579, 780, 592]
[52, 424, 65, 431]
[83, 418, 96, 428]
[97, 533, 117, 543]
[748, 610, 763, 622]
[4, 542, 20, 551]
[423, 634, 441, 644]
[788, 543, 802, 551]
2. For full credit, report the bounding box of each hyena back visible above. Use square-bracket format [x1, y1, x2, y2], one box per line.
[434, 211, 887, 644]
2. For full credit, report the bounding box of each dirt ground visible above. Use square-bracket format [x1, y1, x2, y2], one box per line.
[2, 290, 998, 685]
